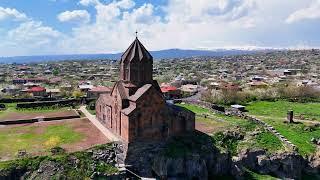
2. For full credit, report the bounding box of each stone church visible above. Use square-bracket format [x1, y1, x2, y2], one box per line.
[96, 37, 195, 143]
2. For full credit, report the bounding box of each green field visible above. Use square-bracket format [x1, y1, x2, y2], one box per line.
[176, 103, 284, 154]
[0, 124, 84, 160]
[246, 101, 320, 121]
[247, 101, 320, 156]
[177, 103, 212, 114]
[0, 103, 72, 112]
[0, 103, 74, 120]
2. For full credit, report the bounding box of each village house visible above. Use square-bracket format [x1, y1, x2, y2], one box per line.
[46, 89, 61, 98]
[180, 84, 199, 96]
[247, 81, 269, 89]
[87, 86, 111, 99]
[24, 86, 46, 97]
[161, 85, 181, 100]
[12, 78, 27, 84]
[79, 82, 94, 92]
[95, 38, 195, 143]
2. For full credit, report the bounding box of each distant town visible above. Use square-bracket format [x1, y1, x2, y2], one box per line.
[0, 48, 320, 179]
[0, 49, 319, 102]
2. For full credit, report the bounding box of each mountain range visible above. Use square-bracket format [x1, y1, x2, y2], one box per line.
[0, 48, 268, 64]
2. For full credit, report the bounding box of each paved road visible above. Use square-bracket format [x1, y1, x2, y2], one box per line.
[79, 106, 119, 142]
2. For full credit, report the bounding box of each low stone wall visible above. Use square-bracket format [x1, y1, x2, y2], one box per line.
[0, 114, 81, 125]
[243, 114, 297, 151]
[0, 97, 58, 103]
[16, 99, 78, 109]
[175, 100, 297, 151]
[0, 98, 36, 103]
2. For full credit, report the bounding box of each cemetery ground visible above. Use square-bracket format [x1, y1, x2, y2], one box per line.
[0, 118, 108, 161]
[246, 101, 320, 156]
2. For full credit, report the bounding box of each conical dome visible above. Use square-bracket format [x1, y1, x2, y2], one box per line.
[120, 38, 153, 64]
[120, 38, 153, 86]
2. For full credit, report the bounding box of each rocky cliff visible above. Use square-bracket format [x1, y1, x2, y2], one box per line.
[124, 131, 320, 180]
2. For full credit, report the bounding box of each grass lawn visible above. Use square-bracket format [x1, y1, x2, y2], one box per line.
[176, 103, 284, 154]
[1, 103, 73, 113]
[244, 169, 279, 180]
[0, 124, 84, 160]
[246, 101, 320, 121]
[178, 103, 257, 131]
[0, 103, 75, 121]
[247, 101, 320, 156]
[177, 103, 212, 114]
[238, 131, 285, 154]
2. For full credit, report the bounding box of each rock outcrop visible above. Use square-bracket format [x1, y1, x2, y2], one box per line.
[0, 144, 120, 180]
[125, 131, 319, 179]
[124, 131, 232, 179]
[232, 149, 306, 179]
[306, 147, 320, 174]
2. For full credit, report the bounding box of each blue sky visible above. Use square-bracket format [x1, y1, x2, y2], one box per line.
[0, 0, 319, 56]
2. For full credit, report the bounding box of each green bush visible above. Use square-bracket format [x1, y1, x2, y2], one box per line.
[212, 132, 240, 155]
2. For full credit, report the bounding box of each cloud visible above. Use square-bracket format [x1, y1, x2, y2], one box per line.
[0, 7, 28, 21]
[286, 0, 320, 24]
[59, 0, 259, 55]
[123, 3, 159, 24]
[79, 0, 135, 8]
[1, 0, 320, 56]
[0, 6, 62, 56]
[115, 0, 135, 9]
[164, 0, 256, 23]
[79, 0, 100, 6]
[7, 21, 61, 44]
[58, 10, 90, 23]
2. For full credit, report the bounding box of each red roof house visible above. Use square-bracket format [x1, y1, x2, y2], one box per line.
[26, 86, 46, 97]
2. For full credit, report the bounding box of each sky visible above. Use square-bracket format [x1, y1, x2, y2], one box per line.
[0, 0, 320, 57]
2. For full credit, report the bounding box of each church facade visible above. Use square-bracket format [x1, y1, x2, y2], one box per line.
[96, 38, 195, 143]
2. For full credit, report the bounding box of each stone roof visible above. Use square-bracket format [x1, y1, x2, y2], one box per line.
[111, 81, 128, 99]
[120, 38, 152, 63]
[128, 84, 152, 101]
[121, 104, 136, 115]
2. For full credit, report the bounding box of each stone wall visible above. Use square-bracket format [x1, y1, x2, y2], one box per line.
[16, 99, 78, 109]
[242, 114, 297, 151]
[176, 100, 298, 151]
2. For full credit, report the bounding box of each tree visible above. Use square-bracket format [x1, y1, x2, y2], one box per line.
[72, 90, 84, 99]
[53, 69, 59, 76]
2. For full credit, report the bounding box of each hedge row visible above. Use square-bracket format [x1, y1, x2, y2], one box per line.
[0, 97, 58, 103]
[16, 99, 79, 109]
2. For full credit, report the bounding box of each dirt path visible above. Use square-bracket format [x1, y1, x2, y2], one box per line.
[79, 106, 120, 142]
[62, 118, 110, 152]
[196, 121, 226, 134]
